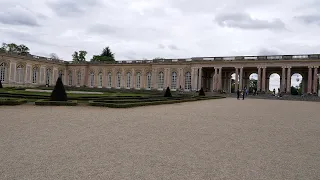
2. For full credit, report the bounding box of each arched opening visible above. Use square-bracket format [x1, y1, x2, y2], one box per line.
[16, 64, 24, 83]
[146, 72, 152, 90]
[46, 69, 51, 85]
[290, 73, 303, 95]
[90, 72, 94, 87]
[0, 62, 6, 82]
[185, 72, 191, 90]
[126, 72, 131, 89]
[107, 72, 112, 88]
[269, 73, 280, 93]
[230, 73, 239, 93]
[248, 73, 258, 93]
[158, 72, 164, 89]
[32, 67, 38, 84]
[136, 72, 141, 89]
[68, 71, 73, 86]
[171, 72, 177, 90]
[98, 72, 103, 87]
[77, 71, 81, 86]
[116, 72, 121, 88]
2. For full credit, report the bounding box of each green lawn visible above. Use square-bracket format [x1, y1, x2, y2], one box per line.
[2, 89, 146, 97]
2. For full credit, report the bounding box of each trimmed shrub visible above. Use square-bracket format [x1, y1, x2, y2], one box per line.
[0, 81, 2, 88]
[35, 99, 78, 106]
[50, 77, 67, 101]
[0, 98, 27, 105]
[199, 88, 205, 96]
[164, 87, 172, 97]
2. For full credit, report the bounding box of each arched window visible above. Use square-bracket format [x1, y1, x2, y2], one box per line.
[171, 72, 177, 89]
[126, 72, 131, 89]
[0, 63, 6, 82]
[16, 64, 24, 83]
[158, 72, 164, 89]
[107, 72, 112, 88]
[46, 69, 51, 85]
[146, 72, 152, 90]
[136, 72, 141, 89]
[32, 67, 38, 83]
[90, 72, 94, 87]
[116, 72, 121, 88]
[58, 70, 63, 78]
[98, 72, 103, 87]
[77, 71, 81, 86]
[68, 71, 73, 86]
[185, 72, 191, 90]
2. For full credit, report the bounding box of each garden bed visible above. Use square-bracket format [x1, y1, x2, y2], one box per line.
[0, 98, 27, 105]
[35, 100, 78, 106]
[89, 96, 224, 108]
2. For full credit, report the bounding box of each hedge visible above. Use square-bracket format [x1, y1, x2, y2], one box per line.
[35, 100, 78, 106]
[89, 96, 225, 108]
[0, 98, 27, 105]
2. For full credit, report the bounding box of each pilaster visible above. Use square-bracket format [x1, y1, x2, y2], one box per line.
[286, 66, 291, 93]
[239, 67, 243, 90]
[235, 68, 239, 92]
[308, 66, 312, 94]
[281, 66, 286, 93]
[257, 67, 262, 92]
[262, 67, 266, 92]
[313, 66, 318, 94]
[198, 67, 202, 90]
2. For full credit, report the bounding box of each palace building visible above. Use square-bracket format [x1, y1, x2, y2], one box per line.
[1, 52, 320, 95]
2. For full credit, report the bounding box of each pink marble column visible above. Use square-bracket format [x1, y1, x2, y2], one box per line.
[235, 68, 239, 92]
[262, 67, 266, 92]
[257, 67, 262, 92]
[281, 67, 286, 93]
[313, 67, 318, 94]
[286, 67, 291, 93]
[307, 67, 313, 94]
[218, 68, 222, 91]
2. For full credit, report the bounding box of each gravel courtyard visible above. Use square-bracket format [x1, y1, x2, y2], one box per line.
[0, 98, 319, 180]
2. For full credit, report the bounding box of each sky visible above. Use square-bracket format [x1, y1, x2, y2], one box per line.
[0, 0, 316, 89]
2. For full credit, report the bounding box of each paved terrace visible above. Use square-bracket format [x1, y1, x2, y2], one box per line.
[0, 98, 319, 180]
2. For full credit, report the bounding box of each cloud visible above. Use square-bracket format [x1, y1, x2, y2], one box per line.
[0, 5, 40, 26]
[158, 44, 165, 49]
[47, 0, 103, 17]
[258, 48, 282, 55]
[214, 12, 286, 30]
[168, 45, 179, 50]
[295, 15, 320, 25]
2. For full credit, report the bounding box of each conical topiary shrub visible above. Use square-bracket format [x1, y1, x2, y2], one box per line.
[50, 77, 67, 101]
[164, 87, 172, 97]
[199, 87, 205, 96]
[0, 80, 2, 88]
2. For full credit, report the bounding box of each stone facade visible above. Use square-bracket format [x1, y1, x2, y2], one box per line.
[1, 52, 320, 95]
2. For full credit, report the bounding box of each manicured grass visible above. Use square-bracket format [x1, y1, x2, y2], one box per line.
[0, 97, 27, 105]
[35, 99, 78, 106]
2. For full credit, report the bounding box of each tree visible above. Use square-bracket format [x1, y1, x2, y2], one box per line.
[0, 43, 30, 55]
[199, 87, 205, 96]
[49, 53, 60, 60]
[91, 46, 115, 62]
[72, 51, 79, 62]
[72, 51, 87, 62]
[249, 79, 257, 93]
[0, 80, 2, 88]
[164, 87, 172, 97]
[78, 51, 87, 61]
[50, 77, 67, 101]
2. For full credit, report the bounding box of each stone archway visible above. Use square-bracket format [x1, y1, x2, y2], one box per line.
[269, 73, 280, 93]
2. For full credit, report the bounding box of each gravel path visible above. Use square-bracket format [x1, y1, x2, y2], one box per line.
[0, 98, 319, 180]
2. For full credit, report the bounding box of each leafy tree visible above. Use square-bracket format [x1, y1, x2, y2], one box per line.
[164, 87, 172, 97]
[78, 51, 87, 61]
[249, 79, 257, 93]
[49, 53, 60, 60]
[0, 43, 30, 55]
[291, 86, 299, 95]
[50, 77, 67, 101]
[91, 46, 115, 62]
[199, 88, 205, 96]
[72, 51, 79, 62]
[72, 50, 87, 62]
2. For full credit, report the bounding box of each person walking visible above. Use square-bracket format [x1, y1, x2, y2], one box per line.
[242, 89, 245, 100]
[236, 89, 240, 100]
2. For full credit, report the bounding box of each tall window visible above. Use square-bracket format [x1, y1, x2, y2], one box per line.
[58, 70, 63, 78]
[107, 72, 112, 88]
[77, 71, 81, 86]
[146, 72, 152, 89]
[46, 69, 51, 85]
[98, 72, 103, 87]
[171, 72, 177, 89]
[136, 72, 141, 89]
[0, 63, 6, 82]
[126, 72, 131, 88]
[185, 72, 191, 90]
[68, 71, 73, 86]
[158, 72, 164, 89]
[16, 65, 24, 83]
[32, 67, 38, 83]
[116, 72, 121, 88]
[90, 72, 94, 87]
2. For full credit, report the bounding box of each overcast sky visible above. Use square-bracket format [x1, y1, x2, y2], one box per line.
[0, 0, 320, 61]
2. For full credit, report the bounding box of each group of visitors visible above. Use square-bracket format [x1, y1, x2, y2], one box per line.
[236, 87, 248, 100]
